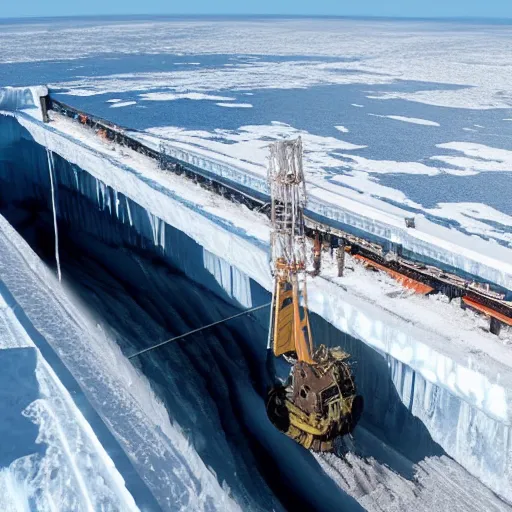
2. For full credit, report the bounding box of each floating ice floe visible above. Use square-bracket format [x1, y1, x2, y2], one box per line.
[368, 113, 440, 126]
[431, 142, 512, 175]
[216, 102, 253, 108]
[140, 92, 236, 102]
[109, 101, 137, 108]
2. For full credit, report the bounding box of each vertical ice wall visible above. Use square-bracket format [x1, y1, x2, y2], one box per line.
[204, 249, 253, 308]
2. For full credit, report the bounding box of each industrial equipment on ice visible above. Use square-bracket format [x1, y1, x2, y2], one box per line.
[266, 138, 363, 452]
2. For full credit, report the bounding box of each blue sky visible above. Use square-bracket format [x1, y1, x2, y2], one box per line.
[1, 0, 511, 19]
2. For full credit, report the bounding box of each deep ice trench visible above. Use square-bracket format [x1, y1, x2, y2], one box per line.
[0, 115, 509, 510]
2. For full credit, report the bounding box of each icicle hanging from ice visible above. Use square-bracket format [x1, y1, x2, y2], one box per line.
[203, 249, 252, 307]
[46, 148, 62, 282]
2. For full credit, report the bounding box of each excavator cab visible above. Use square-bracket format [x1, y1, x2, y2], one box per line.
[266, 138, 362, 452]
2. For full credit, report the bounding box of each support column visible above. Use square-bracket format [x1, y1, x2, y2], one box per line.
[40, 95, 50, 123]
[337, 243, 345, 278]
[490, 316, 502, 336]
[312, 231, 321, 276]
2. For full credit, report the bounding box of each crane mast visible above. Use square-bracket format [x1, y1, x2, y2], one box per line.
[268, 137, 313, 363]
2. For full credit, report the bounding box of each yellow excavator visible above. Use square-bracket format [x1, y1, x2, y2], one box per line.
[266, 138, 363, 452]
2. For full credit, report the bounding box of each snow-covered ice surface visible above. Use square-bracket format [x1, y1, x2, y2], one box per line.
[0, 251, 139, 510]
[110, 100, 137, 108]
[432, 142, 512, 174]
[216, 103, 253, 108]
[139, 92, 237, 102]
[316, 429, 511, 512]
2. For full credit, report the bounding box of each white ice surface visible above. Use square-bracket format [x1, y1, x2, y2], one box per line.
[330, 175, 512, 246]
[431, 142, 512, 174]
[50, 61, 393, 97]
[140, 92, 236, 102]
[332, 172, 421, 206]
[0, 289, 138, 511]
[423, 203, 512, 246]
[332, 153, 441, 176]
[316, 430, 511, 511]
[146, 121, 365, 163]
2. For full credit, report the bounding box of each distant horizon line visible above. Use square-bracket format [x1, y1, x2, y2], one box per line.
[1, 13, 511, 23]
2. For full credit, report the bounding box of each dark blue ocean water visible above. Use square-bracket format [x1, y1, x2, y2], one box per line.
[1, 17, 511, 231]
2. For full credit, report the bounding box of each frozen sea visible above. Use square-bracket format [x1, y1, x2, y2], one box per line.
[1, 15, 511, 246]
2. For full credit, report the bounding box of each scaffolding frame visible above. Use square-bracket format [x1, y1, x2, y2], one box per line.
[267, 138, 314, 363]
